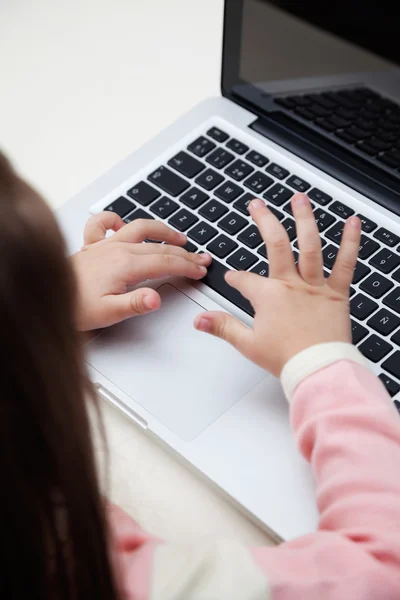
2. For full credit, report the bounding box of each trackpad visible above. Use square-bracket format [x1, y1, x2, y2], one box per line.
[86, 284, 267, 441]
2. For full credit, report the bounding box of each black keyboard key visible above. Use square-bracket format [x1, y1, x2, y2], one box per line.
[225, 160, 254, 181]
[351, 320, 369, 344]
[233, 192, 255, 216]
[266, 163, 289, 180]
[353, 262, 371, 284]
[244, 172, 274, 194]
[188, 136, 216, 158]
[330, 201, 355, 219]
[251, 261, 269, 277]
[264, 183, 293, 206]
[219, 212, 248, 235]
[226, 139, 249, 155]
[183, 241, 198, 253]
[314, 208, 335, 232]
[357, 214, 378, 234]
[123, 208, 154, 223]
[104, 196, 135, 218]
[198, 199, 228, 223]
[294, 107, 315, 120]
[127, 181, 161, 206]
[202, 258, 254, 316]
[149, 166, 190, 197]
[326, 221, 345, 245]
[206, 147, 235, 169]
[308, 188, 332, 206]
[188, 221, 218, 244]
[323, 244, 339, 269]
[275, 96, 296, 109]
[315, 118, 337, 132]
[267, 205, 284, 221]
[206, 235, 238, 259]
[180, 187, 209, 209]
[368, 308, 400, 335]
[378, 152, 400, 169]
[391, 329, 400, 345]
[195, 168, 225, 191]
[168, 151, 205, 178]
[358, 235, 380, 260]
[258, 244, 267, 259]
[150, 196, 179, 218]
[373, 227, 400, 247]
[168, 209, 198, 232]
[350, 293, 378, 320]
[246, 150, 268, 167]
[378, 374, 400, 397]
[282, 218, 297, 241]
[207, 127, 229, 143]
[356, 141, 378, 156]
[370, 249, 400, 274]
[307, 104, 331, 118]
[336, 129, 358, 144]
[238, 225, 263, 249]
[214, 181, 244, 203]
[393, 268, 400, 283]
[382, 351, 400, 380]
[286, 175, 311, 193]
[383, 288, 400, 314]
[359, 335, 392, 362]
[360, 273, 394, 299]
[227, 248, 258, 271]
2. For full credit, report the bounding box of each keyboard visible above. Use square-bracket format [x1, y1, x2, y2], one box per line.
[100, 124, 400, 407]
[275, 87, 400, 171]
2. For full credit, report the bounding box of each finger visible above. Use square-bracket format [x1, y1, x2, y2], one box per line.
[84, 212, 125, 245]
[125, 242, 212, 265]
[224, 269, 266, 308]
[291, 193, 324, 285]
[194, 311, 253, 358]
[113, 219, 188, 245]
[248, 199, 297, 280]
[328, 216, 361, 295]
[123, 254, 208, 285]
[103, 287, 161, 324]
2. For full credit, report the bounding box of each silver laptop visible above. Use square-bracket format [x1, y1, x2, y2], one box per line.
[57, 0, 400, 542]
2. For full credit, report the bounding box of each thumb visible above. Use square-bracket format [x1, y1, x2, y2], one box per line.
[104, 287, 161, 324]
[194, 311, 253, 358]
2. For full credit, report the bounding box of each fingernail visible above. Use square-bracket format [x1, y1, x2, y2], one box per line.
[293, 194, 308, 206]
[195, 316, 211, 332]
[200, 252, 211, 262]
[144, 294, 158, 310]
[350, 216, 361, 229]
[179, 233, 187, 241]
[199, 266, 207, 274]
[250, 198, 265, 209]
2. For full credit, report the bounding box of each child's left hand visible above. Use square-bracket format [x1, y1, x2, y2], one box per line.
[71, 212, 211, 331]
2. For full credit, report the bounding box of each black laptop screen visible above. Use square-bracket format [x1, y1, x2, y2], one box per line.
[223, 0, 400, 99]
[240, 0, 400, 88]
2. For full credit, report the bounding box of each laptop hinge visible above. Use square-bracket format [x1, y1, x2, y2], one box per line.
[250, 112, 400, 218]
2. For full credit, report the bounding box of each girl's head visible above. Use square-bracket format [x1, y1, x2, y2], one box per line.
[0, 154, 120, 598]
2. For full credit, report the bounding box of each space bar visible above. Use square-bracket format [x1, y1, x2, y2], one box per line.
[202, 259, 254, 317]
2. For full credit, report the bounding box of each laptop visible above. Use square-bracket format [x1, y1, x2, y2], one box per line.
[57, 0, 400, 542]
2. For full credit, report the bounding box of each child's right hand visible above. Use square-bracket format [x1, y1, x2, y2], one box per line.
[194, 194, 362, 377]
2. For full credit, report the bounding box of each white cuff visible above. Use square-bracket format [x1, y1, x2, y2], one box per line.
[280, 342, 368, 402]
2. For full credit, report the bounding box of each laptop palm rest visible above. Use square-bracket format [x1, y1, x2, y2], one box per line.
[86, 283, 267, 441]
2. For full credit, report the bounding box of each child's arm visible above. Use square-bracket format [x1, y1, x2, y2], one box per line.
[107, 195, 400, 598]
[107, 355, 400, 600]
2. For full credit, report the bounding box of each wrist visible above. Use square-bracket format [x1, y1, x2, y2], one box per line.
[280, 342, 368, 401]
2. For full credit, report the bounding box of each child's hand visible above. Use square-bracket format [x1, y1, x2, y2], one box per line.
[72, 212, 211, 331]
[194, 194, 361, 377]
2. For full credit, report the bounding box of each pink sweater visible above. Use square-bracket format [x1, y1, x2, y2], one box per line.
[107, 352, 400, 599]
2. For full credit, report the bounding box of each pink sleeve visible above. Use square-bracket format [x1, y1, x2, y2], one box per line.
[107, 360, 400, 600]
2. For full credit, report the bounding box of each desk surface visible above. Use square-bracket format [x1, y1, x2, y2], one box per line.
[0, 0, 274, 546]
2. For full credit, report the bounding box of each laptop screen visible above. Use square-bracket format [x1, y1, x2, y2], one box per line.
[223, 0, 400, 101]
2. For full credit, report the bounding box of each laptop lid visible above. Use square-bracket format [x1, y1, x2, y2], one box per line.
[222, 0, 400, 215]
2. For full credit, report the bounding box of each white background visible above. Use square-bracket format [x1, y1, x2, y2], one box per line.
[0, 0, 274, 545]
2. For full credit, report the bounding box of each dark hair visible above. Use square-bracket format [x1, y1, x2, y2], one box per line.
[0, 154, 120, 598]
